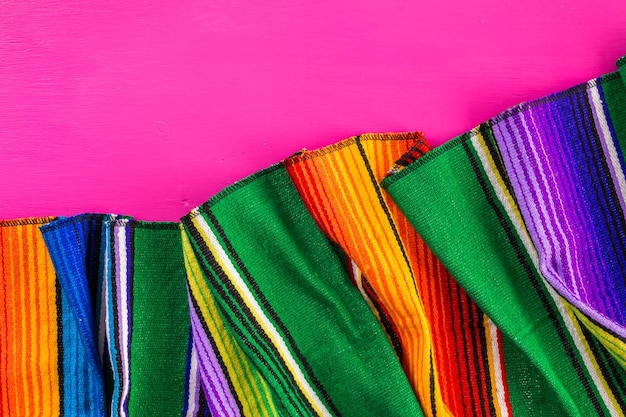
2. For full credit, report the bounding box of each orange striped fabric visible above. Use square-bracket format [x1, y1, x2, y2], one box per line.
[0, 218, 61, 416]
[284, 133, 513, 417]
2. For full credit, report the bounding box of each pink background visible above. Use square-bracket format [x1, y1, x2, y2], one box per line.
[2, 1, 626, 221]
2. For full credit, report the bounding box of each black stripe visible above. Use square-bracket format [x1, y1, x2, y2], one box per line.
[456, 270, 478, 413]
[479, 123, 515, 198]
[188, 293, 245, 414]
[55, 275, 65, 417]
[445, 271, 468, 413]
[197, 384, 210, 417]
[462, 138, 606, 416]
[354, 136, 420, 294]
[429, 352, 437, 417]
[362, 275, 403, 359]
[89, 215, 104, 306]
[579, 320, 626, 411]
[466, 291, 488, 417]
[203, 209, 343, 416]
[355, 135, 437, 402]
[185, 224, 311, 415]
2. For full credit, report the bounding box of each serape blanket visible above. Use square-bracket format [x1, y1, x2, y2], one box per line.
[383, 56, 626, 416]
[181, 164, 422, 416]
[284, 133, 565, 416]
[40, 215, 206, 417]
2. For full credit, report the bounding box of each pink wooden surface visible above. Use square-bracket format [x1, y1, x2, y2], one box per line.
[2, 1, 626, 221]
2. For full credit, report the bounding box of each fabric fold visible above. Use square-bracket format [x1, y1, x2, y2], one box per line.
[40, 214, 110, 417]
[39, 214, 207, 416]
[181, 164, 422, 417]
[101, 218, 204, 416]
[284, 132, 566, 417]
[383, 61, 626, 416]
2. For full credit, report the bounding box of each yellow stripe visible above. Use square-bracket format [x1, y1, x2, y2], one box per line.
[190, 214, 332, 417]
[572, 306, 626, 370]
[562, 303, 624, 416]
[182, 231, 278, 417]
[483, 315, 504, 417]
[27, 227, 40, 415]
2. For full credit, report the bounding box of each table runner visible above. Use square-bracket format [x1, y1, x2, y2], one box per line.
[383, 58, 626, 416]
[181, 164, 422, 416]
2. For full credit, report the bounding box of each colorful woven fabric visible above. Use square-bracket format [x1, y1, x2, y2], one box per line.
[383, 58, 626, 416]
[181, 165, 423, 416]
[284, 132, 564, 416]
[182, 230, 281, 417]
[0, 217, 104, 416]
[100, 217, 204, 416]
[41, 214, 207, 417]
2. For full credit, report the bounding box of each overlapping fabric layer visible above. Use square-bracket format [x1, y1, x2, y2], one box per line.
[284, 133, 565, 416]
[0, 218, 104, 417]
[181, 165, 421, 417]
[384, 59, 626, 416]
[3, 56, 626, 416]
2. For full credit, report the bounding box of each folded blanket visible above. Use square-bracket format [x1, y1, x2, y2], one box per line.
[284, 132, 565, 416]
[41, 215, 205, 417]
[383, 57, 626, 416]
[181, 164, 422, 416]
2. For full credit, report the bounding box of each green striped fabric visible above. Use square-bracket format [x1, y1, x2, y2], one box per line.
[383, 79, 626, 416]
[182, 164, 423, 417]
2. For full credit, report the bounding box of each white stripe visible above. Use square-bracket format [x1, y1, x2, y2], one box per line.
[186, 341, 200, 417]
[470, 131, 619, 417]
[115, 222, 131, 417]
[488, 318, 509, 417]
[194, 214, 333, 417]
[350, 259, 378, 314]
[520, 113, 583, 297]
[589, 85, 626, 211]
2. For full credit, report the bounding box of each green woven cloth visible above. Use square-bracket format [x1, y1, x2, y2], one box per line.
[383, 67, 626, 416]
[182, 165, 422, 417]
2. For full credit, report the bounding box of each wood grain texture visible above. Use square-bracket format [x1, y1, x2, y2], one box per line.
[1, 0, 626, 220]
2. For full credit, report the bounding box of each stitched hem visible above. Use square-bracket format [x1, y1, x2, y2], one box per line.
[0, 217, 57, 227]
[40, 213, 115, 232]
[182, 163, 284, 223]
[283, 132, 425, 166]
[383, 70, 622, 188]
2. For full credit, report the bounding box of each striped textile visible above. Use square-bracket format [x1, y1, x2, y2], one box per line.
[0, 217, 104, 416]
[41, 214, 208, 417]
[284, 132, 564, 416]
[182, 230, 281, 417]
[99, 217, 206, 416]
[181, 164, 423, 417]
[383, 59, 626, 416]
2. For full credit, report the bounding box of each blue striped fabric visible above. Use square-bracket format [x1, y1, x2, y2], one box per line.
[40, 214, 108, 417]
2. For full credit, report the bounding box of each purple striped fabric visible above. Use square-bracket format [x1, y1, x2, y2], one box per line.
[491, 74, 626, 339]
[188, 300, 241, 417]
